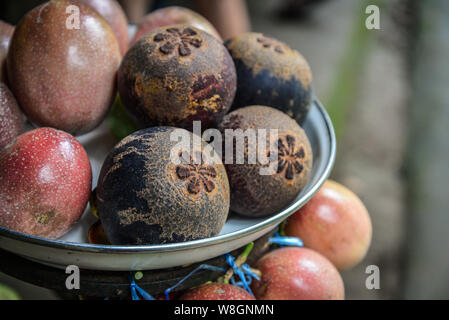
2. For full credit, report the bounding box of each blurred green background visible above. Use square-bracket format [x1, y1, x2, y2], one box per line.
[1, 0, 448, 300]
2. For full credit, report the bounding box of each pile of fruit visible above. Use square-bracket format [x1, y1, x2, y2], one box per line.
[0, 0, 372, 300]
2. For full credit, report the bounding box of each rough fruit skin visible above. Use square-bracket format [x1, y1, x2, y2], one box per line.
[73, 0, 129, 56]
[0, 20, 14, 83]
[285, 180, 372, 270]
[96, 127, 230, 245]
[218, 106, 312, 217]
[131, 6, 222, 45]
[0, 128, 92, 239]
[225, 32, 313, 124]
[251, 247, 344, 300]
[0, 82, 23, 149]
[180, 283, 255, 300]
[7, 0, 121, 135]
[118, 25, 236, 131]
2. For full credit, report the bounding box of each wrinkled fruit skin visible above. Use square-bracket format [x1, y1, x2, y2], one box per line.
[180, 283, 255, 300]
[7, 0, 121, 135]
[252, 247, 344, 300]
[218, 106, 312, 217]
[131, 6, 222, 45]
[0, 82, 23, 149]
[0, 128, 92, 239]
[96, 127, 230, 245]
[0, 20, 14, 83]
[285, 180, 372, 270]
[225, 32, 312, 124]
[74, 0, 129, 56]
[118, 25, 236, 131]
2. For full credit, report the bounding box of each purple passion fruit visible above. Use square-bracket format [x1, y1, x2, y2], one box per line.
[7, 0, 121, 135]
[118, 25, 236, 131]
[0, 20, 14, 83]
[225, 32, 313, 124]
[180, 283, 255, 300]
[131, 6, 222, 45]
[0, 82, 24, 149]
[0, 127, 92, 238]
[218, 106, 312, 217]
[96, 127, 230, 245]
[73, 0, 129, 55]
[285, 180, 372, 270]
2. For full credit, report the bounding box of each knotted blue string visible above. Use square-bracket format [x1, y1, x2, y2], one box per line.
[164, 264, 226, 300]
[224, 253, 259, 296]
[229, 262, 260, 289]
[268, 231, 304, 248]
[129, 273, 156, 300]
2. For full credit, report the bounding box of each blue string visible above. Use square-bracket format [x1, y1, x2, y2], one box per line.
[268, 231, 304, 248]
[164, 264, 226, 300]
[129, 273, 156, 300]
[224, 253, 258, 296]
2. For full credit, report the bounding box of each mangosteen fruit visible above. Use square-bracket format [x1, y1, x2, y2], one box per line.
[7, 0, 121, 135]
[225, 32, 313, 124]
[218, 106, 312, 217]
[118, 25, 237, 131]
[96, 127, 230, 245]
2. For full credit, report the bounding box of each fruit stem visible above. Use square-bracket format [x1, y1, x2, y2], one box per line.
[218, 242, 254, 284]
[279, 220, 287, 237]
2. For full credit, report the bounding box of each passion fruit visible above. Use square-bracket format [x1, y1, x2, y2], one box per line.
[96, 127, 230, 245]
[0, 82, 24, 149]
[218, 106, 312, 217]
[225, 32, 313, 124]
[251, 247, 344, 300]
[0, 20, 14, 83]
[285, 180, 372, 270]
[131, 6, 222, 45]
[73, 0, 129, 55]
[7, 0, 121, 135]
[0, 127, 92, 239]
[180, 283, 255, 300]
[118, 25, 236, 131]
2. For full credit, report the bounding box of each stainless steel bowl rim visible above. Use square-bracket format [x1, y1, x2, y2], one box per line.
[0, 99, 336, 254]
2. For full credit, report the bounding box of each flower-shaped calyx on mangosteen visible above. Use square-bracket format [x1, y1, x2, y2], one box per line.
[176, 150, 217, 194]
[154, 27, 203, 57]
[257, 36, 285, 54]
[269, 135, 305, 180]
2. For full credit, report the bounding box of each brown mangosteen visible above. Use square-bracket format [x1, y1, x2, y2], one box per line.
[96, 126, 230, 245]
[218, 106, 312, 218]
[0, 82, 24, 149]
[118, 25, 237, 131]
[225, 32, 312, 124]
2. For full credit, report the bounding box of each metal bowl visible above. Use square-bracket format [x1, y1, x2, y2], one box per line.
[0, 98, 336, 271]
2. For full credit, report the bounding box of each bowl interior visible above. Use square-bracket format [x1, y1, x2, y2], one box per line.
[0, 99, 335, 255]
